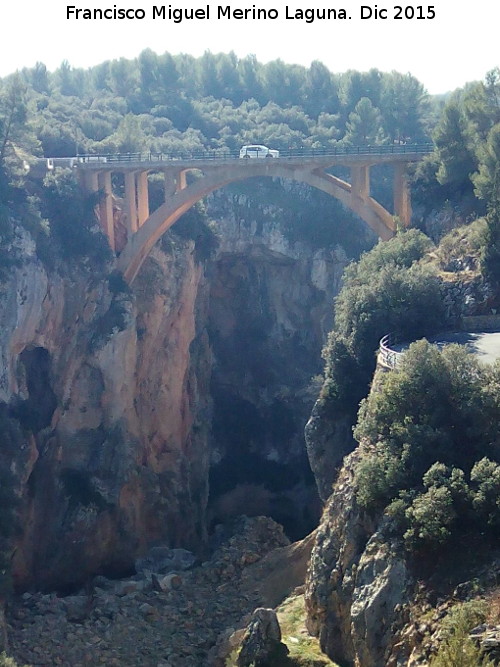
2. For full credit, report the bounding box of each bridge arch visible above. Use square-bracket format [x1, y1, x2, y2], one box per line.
[116, 161, 399, 283]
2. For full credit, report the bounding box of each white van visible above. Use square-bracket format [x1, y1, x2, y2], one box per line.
[239, 144, 279, 159]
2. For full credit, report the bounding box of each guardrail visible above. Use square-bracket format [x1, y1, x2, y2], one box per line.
[75, 143, 433, 164]
[378, 334, 404, 370]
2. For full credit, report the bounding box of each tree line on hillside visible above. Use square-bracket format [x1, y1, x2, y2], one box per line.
[1, 52, 500, 278]
[1, 51, 430, 161]
[0, 53, 435, 268]
[413, 67, 500, 282]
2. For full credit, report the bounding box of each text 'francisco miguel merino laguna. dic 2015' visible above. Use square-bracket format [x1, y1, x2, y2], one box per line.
[66, 5, 351, 22]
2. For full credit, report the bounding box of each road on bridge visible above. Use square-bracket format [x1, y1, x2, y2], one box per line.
[42, 143, 434, 172]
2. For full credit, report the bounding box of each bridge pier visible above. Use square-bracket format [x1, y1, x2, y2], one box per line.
[81, 170, 116, 250]
[164, 171, 177, 199]
[350, 165, 371, 222]
[98, 171, 115, 251]
[124, 171, 151, 233]
[350, 165, 370, 200]
[124, 171, 139, 234]
[123, 169, 190, 236]
[393, 163, 412, 227]
[82, 170, 99, 193]
[176, 170, 188, 192]
[137, 171, 150, 227]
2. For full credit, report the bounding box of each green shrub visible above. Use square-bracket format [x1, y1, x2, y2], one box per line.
[353, 342, 500, 552]
[470, 457, 500, 527]
[332, 230, 438, 355]
[319, 333, 366, 416]
[354, 447, 404, 511]
[404, 485, 456, 548]
[436, 218, 487, 271]
[481, 211, 500, 286]
[345, 228, 433, 277]
[335, 260, 445, 365]
[319, 230, 446, 423]
[41, 169, 112, 267]
[430, 601, 493, 667]
[354, 342, 497, 483]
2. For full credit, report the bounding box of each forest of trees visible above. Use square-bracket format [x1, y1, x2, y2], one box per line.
[0, 50, 497, 225]
[0, 51, 431, 163]
[0, 51, 438, 267]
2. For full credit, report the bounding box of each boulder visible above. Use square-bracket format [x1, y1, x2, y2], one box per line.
[237, 607, 289, 667]
[64, 595, 93, 623]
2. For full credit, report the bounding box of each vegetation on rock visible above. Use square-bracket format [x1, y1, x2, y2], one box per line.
[429, 601, 493, 667]
[318, 229, 447, 427]
[353, 340, 500, 553]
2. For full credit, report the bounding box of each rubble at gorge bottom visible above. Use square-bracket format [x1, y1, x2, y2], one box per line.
[6, 516, 312, 667]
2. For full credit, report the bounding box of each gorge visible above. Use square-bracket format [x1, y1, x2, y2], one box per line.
[2, 53, 500, 667]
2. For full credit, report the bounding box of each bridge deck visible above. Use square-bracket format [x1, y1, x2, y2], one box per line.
[44, 145, 432, 172]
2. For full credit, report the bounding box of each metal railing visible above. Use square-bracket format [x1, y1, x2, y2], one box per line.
[378, 334, 404, 370]
[74, 143, 433, 165]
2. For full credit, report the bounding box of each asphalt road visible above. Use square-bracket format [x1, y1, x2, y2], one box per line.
[428, 331, 500, 365]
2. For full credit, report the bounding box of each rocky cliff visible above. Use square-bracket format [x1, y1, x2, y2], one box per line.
[1, 226, 211, 591]
[304, 447, 415, 667]
[0, 182, 354, 591]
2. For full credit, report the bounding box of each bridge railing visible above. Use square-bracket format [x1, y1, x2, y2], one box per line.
[75, 143, 433, 165]
[378, 334, 404, 370]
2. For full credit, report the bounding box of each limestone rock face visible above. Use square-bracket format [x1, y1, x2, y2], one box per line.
[305, 400, 355, 501]
[1, 229, 211, 590]
[350, 533, 411, 666]
[305, 450, 413, 667]
[1, 195, 351, 591]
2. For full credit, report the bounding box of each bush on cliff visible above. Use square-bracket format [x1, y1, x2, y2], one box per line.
[353, 340, 500, 553]
[355, 342, 498, 478]
[0, 654, 29, 667]
[318, 230, 447, 423]
[40, 169, 112, 267]
[430, 600, 493, 667]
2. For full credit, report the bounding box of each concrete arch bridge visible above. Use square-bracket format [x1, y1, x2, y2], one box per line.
[71, 146, 431, 283]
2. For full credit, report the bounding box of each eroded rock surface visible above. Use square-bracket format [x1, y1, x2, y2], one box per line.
[237, 607, 288, 667]
[305, 450, 414, 667]
[1, 228, 211, 590]
[206, 198, 349, 539]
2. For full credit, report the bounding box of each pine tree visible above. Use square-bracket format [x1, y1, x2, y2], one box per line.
[344, 97, 384, 145]
[434, 102, 476, 189]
